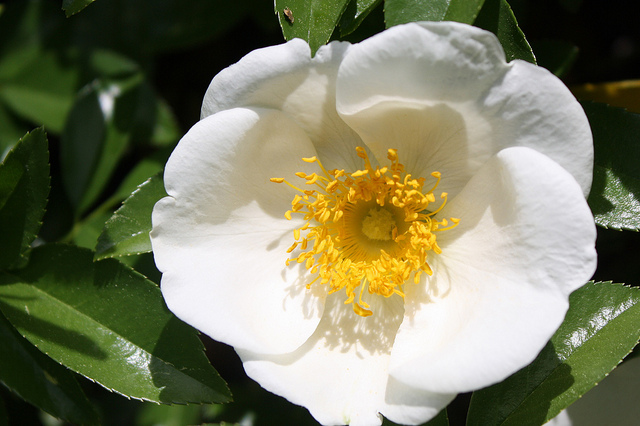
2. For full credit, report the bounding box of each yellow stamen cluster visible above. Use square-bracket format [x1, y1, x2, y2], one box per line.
[271, 147, 459, 317]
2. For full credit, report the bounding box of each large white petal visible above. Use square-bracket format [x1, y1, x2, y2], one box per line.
[202, 38, 363, 171]
[336, 21, 593, 197]
[389, 147, 597, 394]
[151, 107, 326, 355]
[239, 293, 455, 426]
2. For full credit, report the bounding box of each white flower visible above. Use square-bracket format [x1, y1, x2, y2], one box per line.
[150, 21, 597, 426]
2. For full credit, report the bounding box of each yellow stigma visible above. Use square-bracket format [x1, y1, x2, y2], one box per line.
[272, 147, 459, 317]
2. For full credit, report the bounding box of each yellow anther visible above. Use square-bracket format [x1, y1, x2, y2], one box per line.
[270, 147, 458, 317]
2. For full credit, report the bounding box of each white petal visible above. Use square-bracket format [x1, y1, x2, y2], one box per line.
[238, 293, 454, 425]
[337, 22, 506, 111]
[202, 39, 363, 171]
[547, 357, 640, 426]
[151, 107, 326, 354]
[481, 61, 593, 196]
[336, 21, 593, 197]
[390, 147, 597, 394]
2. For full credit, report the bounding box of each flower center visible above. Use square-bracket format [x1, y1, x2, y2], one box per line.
[271, 147, 459, 317]
[362, 207, 395, 240]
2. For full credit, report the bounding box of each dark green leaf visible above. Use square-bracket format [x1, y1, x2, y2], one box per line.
[136, 404, 204, 426]
[0, 103, 30, 160]
[275, 0, 351, 55]
[60, 76, 159, 214]
[584, 102, 640, 231]
[0, 310, 99, 425]
[95, 173, 167, 260]
[474, 0, 536, 63]
[62, 0, 97, 17]
[339, 0, 381, 36]
[111, 151, 169, 202]
[0, 244, 231, 404]
[385, 0, 485, 27]
[0, 397, 6, 426]
[0, 128, 49, 270]
[0, 2, 81, 133]
[73, 211, 113, 250]
[531, 39, 578, 77]
[467, 282, 640, 426]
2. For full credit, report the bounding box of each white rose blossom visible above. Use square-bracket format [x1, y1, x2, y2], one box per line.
[151, 21, 597, 426]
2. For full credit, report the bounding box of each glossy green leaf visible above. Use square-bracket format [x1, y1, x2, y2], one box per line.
[95, 173, 166, 260]
[0, 310, 99, 425]
[467, 282, 640, 426]
[0, 128, 49, 270]
[275, 0, 351, 55]
[60, 76, 160, 215]
[474, 0, 536, 63]
[385, 0, 485, 27]
[62, 0, 97, 16]
[339, 0, 381, 36]
[0, 244, 231, 404]
[584, 102, 640, 231]
[383, 408, 448, 425]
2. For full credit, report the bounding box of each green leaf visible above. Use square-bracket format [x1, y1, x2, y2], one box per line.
[467, 282, 640, 426]
[385, 0, 486, 27]
[60, 76, 160, 215]
[0, 310, 99, 425]
[474, 0, 536, 63]
[531, 39, 578, 77]
[0, 128, 49, 270]
[95, 173, 167, 260]
[275, 0, 351, 55]
[0, 1, 81, 133]
[136, 404, 204, 426]
[0, 102, 30, 161]
[0, 244, 231, 404]
[584, 102, 640, 231]
[62, 0, 97, 17]
[339, 0, 381, 36]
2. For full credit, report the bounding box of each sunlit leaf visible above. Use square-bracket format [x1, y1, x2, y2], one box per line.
[385, 0, 485, 27]
[0, 244, 231, 404]
[275, 0, 351, 55]
[0, 311, 99, 425]
[467, 282, 640, 425]
[474, 0, 536, 63]
[95, 173, 166, 260]
[584, 102, 640, 231]
[0, 128, 49, 270]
